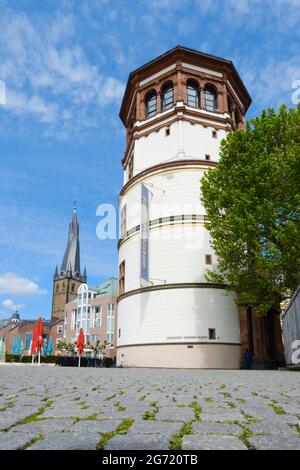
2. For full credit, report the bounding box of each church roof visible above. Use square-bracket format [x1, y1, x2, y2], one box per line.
[60, 205, 81, 276]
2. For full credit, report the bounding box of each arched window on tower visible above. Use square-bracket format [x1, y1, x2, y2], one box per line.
[204, 85, 217, 112]
[227, 95, 233, 119]
[145, 90, 157, 118]
[235, 109, 241, 129]
[161, 81, 174, 112]
[186, 79, 200, 108]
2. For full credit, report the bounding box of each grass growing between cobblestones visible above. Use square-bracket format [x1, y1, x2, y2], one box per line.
[96, 418, 134, 450]
[74, 413, 98, 422]
[143, 401, 159, 421]
[269, 404, 286, 415]
[17, 400, 54, 426]
[239, 427, 255, 450]
[105, 394, 116, 401]
[170, 421, 192, 450]
[22, 434, 45, 449]
[190, 402, 202, 421]
[241, 410, 260, 425]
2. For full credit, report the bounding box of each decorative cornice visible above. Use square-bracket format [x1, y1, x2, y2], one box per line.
[117, 282, 228, 303]
[119, 159, 217, 198]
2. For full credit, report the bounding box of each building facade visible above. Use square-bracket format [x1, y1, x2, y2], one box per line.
[51, 205, 86, 321]
[64, 278, 118, 360]
[117, 46, 283, 369]
[0, 311, 64, 356]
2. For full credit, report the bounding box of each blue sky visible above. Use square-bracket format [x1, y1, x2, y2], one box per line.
[0, 0, 299, 320]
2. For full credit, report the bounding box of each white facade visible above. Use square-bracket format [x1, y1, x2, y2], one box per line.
[118, 146, 241, 367]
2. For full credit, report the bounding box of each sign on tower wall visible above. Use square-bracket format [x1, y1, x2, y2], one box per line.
[140, 184, 149, 282]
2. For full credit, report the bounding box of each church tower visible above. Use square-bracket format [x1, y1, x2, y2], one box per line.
[51, 204, 87, 321]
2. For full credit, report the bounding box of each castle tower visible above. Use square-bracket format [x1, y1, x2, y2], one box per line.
[51, 204, 86, 321]
[11, 309, 20, 323]
[117, 46, 252, 368]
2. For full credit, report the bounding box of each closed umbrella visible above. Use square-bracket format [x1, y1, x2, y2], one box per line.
[16, 336, 23, 355]
[0, 335, 6, 361]
[47, 336, 53, 355]
[36, 317, 44, 365]
[42, 338, 47, 356]
[11, 336, 17, 354]
[31, 323, 38, 363]
[77, 328, 84, 368]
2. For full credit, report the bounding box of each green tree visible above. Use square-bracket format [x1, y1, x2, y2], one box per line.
[201, 105, 300, 316]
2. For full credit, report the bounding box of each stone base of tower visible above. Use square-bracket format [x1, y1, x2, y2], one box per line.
[117, 343, 241, 369]
[239, 305, 285, 369]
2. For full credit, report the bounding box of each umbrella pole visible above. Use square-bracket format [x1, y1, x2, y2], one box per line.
[32, 354, 34, 364]
[38, 351, 41, 366]
[78, 354, 81, 368]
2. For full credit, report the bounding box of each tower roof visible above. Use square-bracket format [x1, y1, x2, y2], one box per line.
[60, 203, 81, 276]
[11, 310, 20, 321]
[120, 45, 252, 125]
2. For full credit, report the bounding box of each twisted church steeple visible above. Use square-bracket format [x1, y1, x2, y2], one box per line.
[51, 202, 86, 320]
[60, 202, 81, 278]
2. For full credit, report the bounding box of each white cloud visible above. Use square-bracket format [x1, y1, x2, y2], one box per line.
[240, 55, 300, 109]
[2, 299, 24, 311]
[0, 7, 125, 138]
[0, 273, 47, 296]
[6, 90, 58, 123]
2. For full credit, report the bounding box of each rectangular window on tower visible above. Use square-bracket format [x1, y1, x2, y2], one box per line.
[119, 260, 125, 295]
[205, 254, 212, 265]
[208, 328, 216, 340]
[128, 154, 134, 180]
[120, 205, 127, 238]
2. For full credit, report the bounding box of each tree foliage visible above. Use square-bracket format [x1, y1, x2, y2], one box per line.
[201, 105, 300, 315]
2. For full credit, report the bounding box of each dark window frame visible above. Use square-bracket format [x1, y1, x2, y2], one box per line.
[186, 79, 200, 108]
[204, 85, 217, 112]
[145, 90, 157, 118]
[161, 82, 174, 112]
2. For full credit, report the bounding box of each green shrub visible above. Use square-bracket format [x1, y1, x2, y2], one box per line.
[5, 354, 57, 364]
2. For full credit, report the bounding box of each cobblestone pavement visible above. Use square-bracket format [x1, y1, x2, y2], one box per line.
[0, 366, 299, 450]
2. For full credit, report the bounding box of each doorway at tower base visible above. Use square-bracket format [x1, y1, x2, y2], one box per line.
[117, 343, 241, 369]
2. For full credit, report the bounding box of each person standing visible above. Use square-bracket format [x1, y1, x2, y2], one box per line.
[244, 348, 253, 369]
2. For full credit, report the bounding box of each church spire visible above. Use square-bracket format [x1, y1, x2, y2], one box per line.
[60, 203, 81, 277]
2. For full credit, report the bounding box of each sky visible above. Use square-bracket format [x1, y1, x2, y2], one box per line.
[0, 0, 299, 320]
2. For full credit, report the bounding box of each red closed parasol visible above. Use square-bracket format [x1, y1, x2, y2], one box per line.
[77, 328, 84, 367]
[36, 317, 44, 353]
[31, 323, 38, 355]
[31, 317, 44, 365]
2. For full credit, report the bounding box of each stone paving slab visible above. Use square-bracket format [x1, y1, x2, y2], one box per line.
[200, 409, 247, 423]
[68, 419, 121, 434]
[248, 420, 299, 436]
[248, 435, 300, 450]
[155, 406, 195, 422]
[105, 434, 171, 450]
[0, 432, 37, 450]
[182, 434, 248, 450]
[27, 432, 100, 450]
[192, 421, 242, 435]
[10, 418, 75, 434]
[127, 419, 182, 435]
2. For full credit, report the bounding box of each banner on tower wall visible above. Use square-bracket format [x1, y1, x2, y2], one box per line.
[141, 184, 149, 282]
